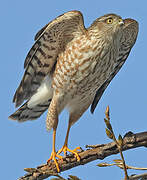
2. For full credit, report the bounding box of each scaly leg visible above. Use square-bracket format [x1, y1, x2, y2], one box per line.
[57, 122, 81, 161]
[47, 128, 63, 172]
[46, 97, 63, 172]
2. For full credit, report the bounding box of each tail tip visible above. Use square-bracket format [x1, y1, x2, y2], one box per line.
[8, 114, 18, 121]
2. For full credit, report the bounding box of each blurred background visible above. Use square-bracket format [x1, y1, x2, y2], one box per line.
[1, 0, 147, 179]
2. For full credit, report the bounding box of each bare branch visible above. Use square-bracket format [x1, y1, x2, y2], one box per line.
[18, 131, 147, 180]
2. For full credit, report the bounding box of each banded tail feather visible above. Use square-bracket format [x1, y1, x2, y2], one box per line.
[9, 100, 51, 122]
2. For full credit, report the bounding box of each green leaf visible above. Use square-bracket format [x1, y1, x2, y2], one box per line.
[104, 119, 113, 132]
[113, 159, 122, 163]
[97, 163, 112, 167]
[105, 128, 113, 139]
[68, 175, 81, 180]
[118, 134, 123, 147]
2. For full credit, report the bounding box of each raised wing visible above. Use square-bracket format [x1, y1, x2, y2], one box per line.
[91, 18, 139, 113]
[13, 11, 86, 107]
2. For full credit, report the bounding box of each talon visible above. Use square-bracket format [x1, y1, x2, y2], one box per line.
[73, 146, 81, 152]
[57, 145, 81, 161]
[47, 151, 63, 172]
[57, 147, 64, 155]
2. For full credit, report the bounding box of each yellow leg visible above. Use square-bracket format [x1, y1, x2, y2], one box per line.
[47, 128, 63, 172]
[57, 123, 81, 161]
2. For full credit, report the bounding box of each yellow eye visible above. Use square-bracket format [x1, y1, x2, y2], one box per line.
[106, 18, 113, 24]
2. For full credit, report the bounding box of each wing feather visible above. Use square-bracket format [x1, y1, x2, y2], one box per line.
[91, 18, 139, 113]
[13, 10, 86, 107]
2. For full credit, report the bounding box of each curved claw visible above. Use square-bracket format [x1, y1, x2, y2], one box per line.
[57, 146, 81, 161]
[47, 151, 63, 172]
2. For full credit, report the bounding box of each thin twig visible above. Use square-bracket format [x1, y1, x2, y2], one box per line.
[104, 106, 129, 179]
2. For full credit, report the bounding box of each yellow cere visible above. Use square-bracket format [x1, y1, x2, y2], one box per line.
[119, 18, 123, 23]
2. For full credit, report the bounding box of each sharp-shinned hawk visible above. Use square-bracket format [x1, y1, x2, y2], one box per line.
[9, 11, 138, 172]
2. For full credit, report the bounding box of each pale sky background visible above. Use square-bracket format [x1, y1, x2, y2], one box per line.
[1, 0, 147, 179]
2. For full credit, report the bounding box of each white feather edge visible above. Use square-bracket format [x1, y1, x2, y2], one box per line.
[27, 75, 53, 108]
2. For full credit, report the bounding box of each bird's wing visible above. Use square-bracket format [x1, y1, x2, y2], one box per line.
[91, 18, 139, 113]
[13, 11, 86, 107]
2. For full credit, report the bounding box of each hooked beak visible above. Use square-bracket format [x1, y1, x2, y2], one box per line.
[118, 19, 124, 26]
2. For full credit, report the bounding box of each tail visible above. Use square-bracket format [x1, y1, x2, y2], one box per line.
[9, 99, 51, 122]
